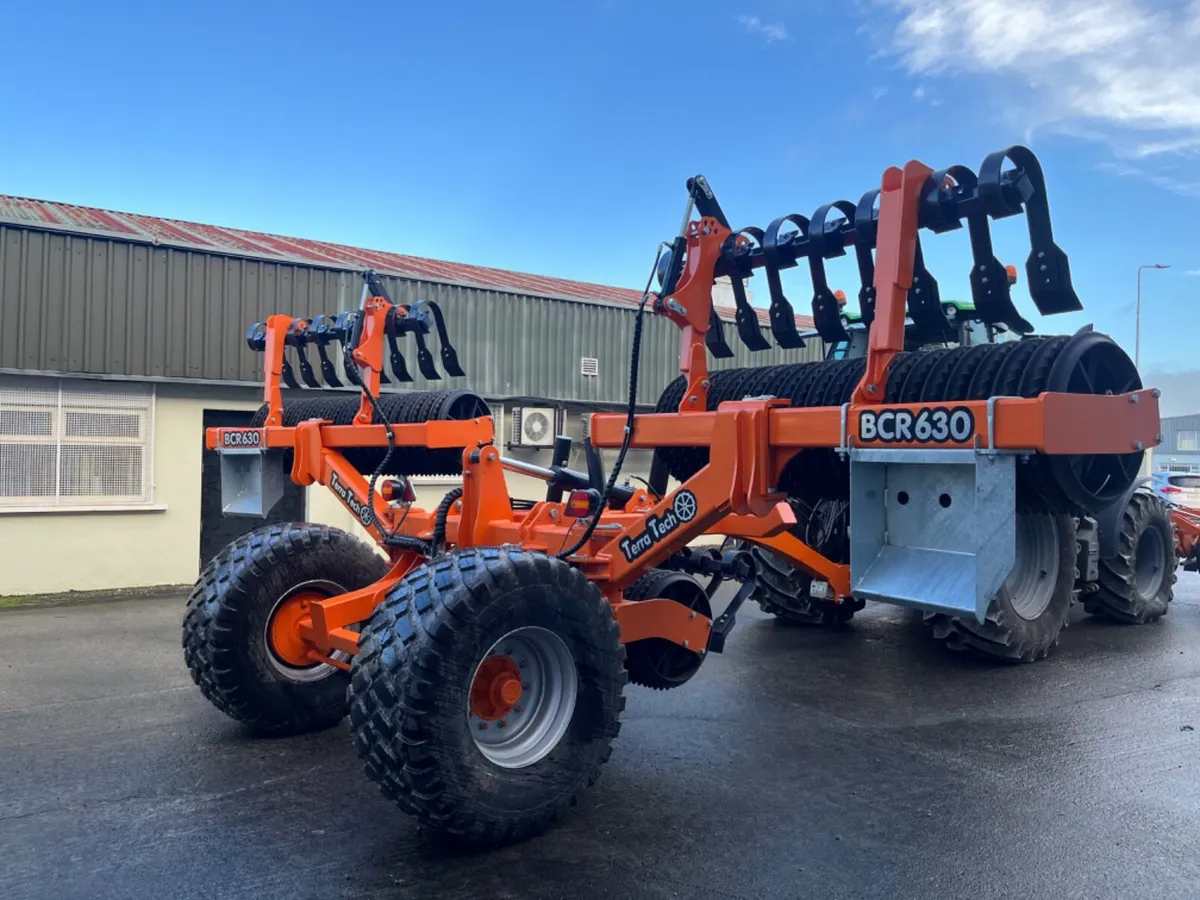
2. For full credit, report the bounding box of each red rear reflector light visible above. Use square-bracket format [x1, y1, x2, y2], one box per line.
[380, 478, 415, 503]
[565, 490, 594, 518]
[1163, 486, 1182, 494]
[1006, 264, 1018, 285]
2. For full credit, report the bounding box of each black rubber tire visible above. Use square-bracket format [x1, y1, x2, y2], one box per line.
[622, 569, 710, 690]
[747, 539, 864, 625]
[349, 547, 627, 844]
[182, 522, 389, 735]
[924, 514, 1077, 663]
[1086, 492, 1177, 624]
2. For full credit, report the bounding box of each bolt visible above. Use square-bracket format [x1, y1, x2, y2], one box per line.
[1152, 388, 1162, 399]
[1157, 434, 1164, 443]
[689, 611, 696, 619]
[981, 277, 988, 284]
[498, 720, 507, 729]
[549, 508, 559, 519]
[979, 265, 986, 271]
[1038, 251, 1045, 258]
[1131, 394, 1140, 404]
[514, 705, 523, 713]
[455, 500, 462, 511]
[522, 682, 530, 690]
[519, 660, 527, 669]
[689, 396, 698, 404]
[1134, 440, 1144, 451]
[504, 647, 513, 655]
[683, 640, 690, 649]
[701, 379, 710, 389]
[867, 384, 877, 393]
[478, 722, 488, 730]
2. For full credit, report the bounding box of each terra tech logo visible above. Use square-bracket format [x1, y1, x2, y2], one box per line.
[329, 472, 373, 526]
[618, 489, 698, 563]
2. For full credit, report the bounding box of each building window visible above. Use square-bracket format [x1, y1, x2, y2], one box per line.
[0, 378, 155, 509]
[1177, 430, 1198, 452]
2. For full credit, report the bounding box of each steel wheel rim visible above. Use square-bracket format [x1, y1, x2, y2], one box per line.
[264, 579, 350, 683]
[468, 626, 577, 769]
[1006, 515, 1060, 621]
[1134, 526, 1167, 599]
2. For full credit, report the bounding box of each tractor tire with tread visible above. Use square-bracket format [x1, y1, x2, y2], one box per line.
[182, 522, 389, 735]
[748, 541, 865, 625]
[925, 513, 1076, 662]
[1086, 492, 1176, 624]
[349, 547, 627, 845]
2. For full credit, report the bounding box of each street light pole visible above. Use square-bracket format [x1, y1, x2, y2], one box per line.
[1136, 263, 1170, 370]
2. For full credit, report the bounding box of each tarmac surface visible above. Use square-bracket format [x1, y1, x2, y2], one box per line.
[1, 578, 1198, 900]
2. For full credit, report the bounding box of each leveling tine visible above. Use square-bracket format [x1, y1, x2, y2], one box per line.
[383, 309, 415, 382]
[978, 146, 1082, 317]
[286, 319, 322, 389]
[906, 237, 954, 342]
[853, 189, 879, 328]
[706, 305, 736, 358]
[761, 214, 809, 349]
[406, 302, 442, 381]
[965, 197, 1033, 334]
[424, 301, 466, 378]
[807, 201, 857, 345]
[309, 315, 343, 388]
[720, 228, 770, 352]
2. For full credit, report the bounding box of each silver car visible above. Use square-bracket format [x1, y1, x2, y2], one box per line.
[1151, 472, 1200, 509]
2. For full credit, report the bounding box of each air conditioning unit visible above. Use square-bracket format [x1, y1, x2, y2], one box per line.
[488, 404, 504, 444]
[510, 406, 558, 448]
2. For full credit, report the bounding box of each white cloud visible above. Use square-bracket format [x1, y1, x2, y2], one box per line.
[869, 0, 1200, 193]
[736, 14, 791, 43]
[912, 84, 926, 100]
[1186, 269, 1200, 276]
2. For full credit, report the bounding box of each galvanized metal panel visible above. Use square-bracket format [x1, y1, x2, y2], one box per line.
[0, 225, 824, 405]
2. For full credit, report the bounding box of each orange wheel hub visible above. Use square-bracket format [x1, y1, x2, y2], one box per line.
[469, 656, 524, 721]
[268, 591, 322, 667]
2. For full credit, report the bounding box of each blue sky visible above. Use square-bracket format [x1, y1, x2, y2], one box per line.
[2, 1, 1197, 403]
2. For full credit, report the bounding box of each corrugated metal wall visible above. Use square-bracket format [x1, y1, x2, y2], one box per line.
[1161, 414, 1200, 453]
[0, 225, 822, 405]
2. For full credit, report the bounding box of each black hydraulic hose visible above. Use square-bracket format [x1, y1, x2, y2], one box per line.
[556, 248, 662, 560]
[358, 383, 432, 556]
[431, 486, 464, 556]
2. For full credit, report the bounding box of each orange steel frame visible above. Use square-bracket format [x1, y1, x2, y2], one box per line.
[206, 157, 1162, 670]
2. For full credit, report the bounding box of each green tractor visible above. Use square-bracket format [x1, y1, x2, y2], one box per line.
[738, 299, 1177, 662]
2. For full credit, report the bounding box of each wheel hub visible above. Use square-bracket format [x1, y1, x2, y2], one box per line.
[268, 591, 323, 668]
[264, 579, 350, 682]
[467, 626, 577, 769]
[469, 656, 524, 721]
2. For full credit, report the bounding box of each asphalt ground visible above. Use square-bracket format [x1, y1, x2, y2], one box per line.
[1, 577, 1198, 900]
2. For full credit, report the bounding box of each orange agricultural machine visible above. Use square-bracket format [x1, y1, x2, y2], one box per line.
[185, 146, 1163, 843]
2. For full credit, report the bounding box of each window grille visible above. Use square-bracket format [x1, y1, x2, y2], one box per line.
[0, 378, 155, 508]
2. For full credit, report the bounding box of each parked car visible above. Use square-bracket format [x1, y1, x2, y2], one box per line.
[1151, 472, 1200, 509]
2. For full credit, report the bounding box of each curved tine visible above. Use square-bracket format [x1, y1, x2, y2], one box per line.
[411, 328, 440, 381]
[287, 319, 322, 388]
[808, 200, 858, 260]
[920, 164, 977, 233]
[245, 321, 267, 352]
[720, 230, 770, 351]
[761, 214, 810, 349]
[383, 308, 414, 382]
[854, 190, 880, 327]
[980, 145, 1081, 316]
[705, 304, 736, 358]
[425, 301, 465, 377]
[906, 237, 953, 342]
[280, 352, 300, 390]
[806, 202, 855, 344]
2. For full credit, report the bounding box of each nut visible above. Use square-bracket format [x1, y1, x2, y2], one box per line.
[1134, 440, 1144, 451]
